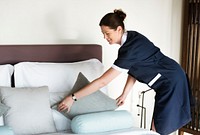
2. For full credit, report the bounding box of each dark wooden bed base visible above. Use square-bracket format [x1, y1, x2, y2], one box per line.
[0, 44, 102, 65]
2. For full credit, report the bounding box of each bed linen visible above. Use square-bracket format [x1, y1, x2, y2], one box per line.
[38, 127, 159, 135]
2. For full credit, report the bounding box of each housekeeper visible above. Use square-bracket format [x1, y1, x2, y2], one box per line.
[58, 9, 191, 135]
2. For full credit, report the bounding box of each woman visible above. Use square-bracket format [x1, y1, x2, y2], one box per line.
[58, 9, 191, 135]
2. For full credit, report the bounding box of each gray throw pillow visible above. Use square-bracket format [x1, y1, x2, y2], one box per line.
[0, 86, 56, 135]
[0, 102, 10, 117]
[53, 72, 118, 119]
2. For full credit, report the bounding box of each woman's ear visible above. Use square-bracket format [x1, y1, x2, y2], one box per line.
[116, 26, 123, 32]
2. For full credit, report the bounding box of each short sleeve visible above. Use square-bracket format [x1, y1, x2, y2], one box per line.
[114, 31, 160, 70]
[113, 59, 133, 69]
[111, 64, 128, 73]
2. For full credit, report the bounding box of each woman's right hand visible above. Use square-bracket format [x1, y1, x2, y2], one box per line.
[58, 95, 74, 112]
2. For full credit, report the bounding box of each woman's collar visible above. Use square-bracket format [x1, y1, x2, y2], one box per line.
[121, 31, 128, 46]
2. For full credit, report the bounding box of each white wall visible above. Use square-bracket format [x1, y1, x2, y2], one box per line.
[0, 0, 184, 134]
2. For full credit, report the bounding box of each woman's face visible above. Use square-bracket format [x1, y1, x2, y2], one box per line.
[100, 25, 123, 45]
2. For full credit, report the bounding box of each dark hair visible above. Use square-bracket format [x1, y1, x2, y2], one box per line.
[99, 9, 126, 30]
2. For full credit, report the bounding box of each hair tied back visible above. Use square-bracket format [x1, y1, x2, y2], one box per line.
[114, 9, 126, 21]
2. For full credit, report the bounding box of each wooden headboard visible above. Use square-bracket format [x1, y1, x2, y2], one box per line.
[0, 44, 102, 65]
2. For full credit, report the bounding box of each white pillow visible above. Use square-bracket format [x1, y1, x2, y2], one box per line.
[14, 59, 106, 93]
[0, 86, 56, 135]
[0, 64, 14, 126]
[0, 64, 13, 87]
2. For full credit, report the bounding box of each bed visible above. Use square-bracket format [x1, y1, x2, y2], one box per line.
[0, 44, 159, 135]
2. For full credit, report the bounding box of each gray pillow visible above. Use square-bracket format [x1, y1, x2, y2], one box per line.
[53, 72, 118, 119]
[0, 86, 56, 135]
[0, 102, 10, 117]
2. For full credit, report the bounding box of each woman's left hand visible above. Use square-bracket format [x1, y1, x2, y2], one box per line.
[116, 94, 126, 106]
[58, 96, 74, 112]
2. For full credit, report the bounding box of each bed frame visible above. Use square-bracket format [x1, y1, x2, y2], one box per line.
[0, 44, 102, 65]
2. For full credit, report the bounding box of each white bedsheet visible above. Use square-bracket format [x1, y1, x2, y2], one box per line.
[38, 127, 159, 135]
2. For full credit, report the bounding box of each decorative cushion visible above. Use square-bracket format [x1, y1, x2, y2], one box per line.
[0, 126, 14, 135]
[53, 72, 118, 119]
[0, 86, 56, 135]
[0, 103, 10, 117]
[52, 109, 71, 132]
[71, 110, 134, 134]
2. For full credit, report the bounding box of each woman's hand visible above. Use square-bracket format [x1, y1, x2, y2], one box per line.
[116, 94, 127, 106]
[58, 95, 74, 112]
[116, 75, 136, 106]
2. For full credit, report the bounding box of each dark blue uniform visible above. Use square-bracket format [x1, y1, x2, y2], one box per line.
[114, 31, 191, 135]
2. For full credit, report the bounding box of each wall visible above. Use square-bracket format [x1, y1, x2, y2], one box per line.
[0, 0, 184, 134]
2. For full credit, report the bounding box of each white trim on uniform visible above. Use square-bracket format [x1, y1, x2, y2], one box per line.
[148, 73, 162, 86]
[112, 64, 128, 73]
